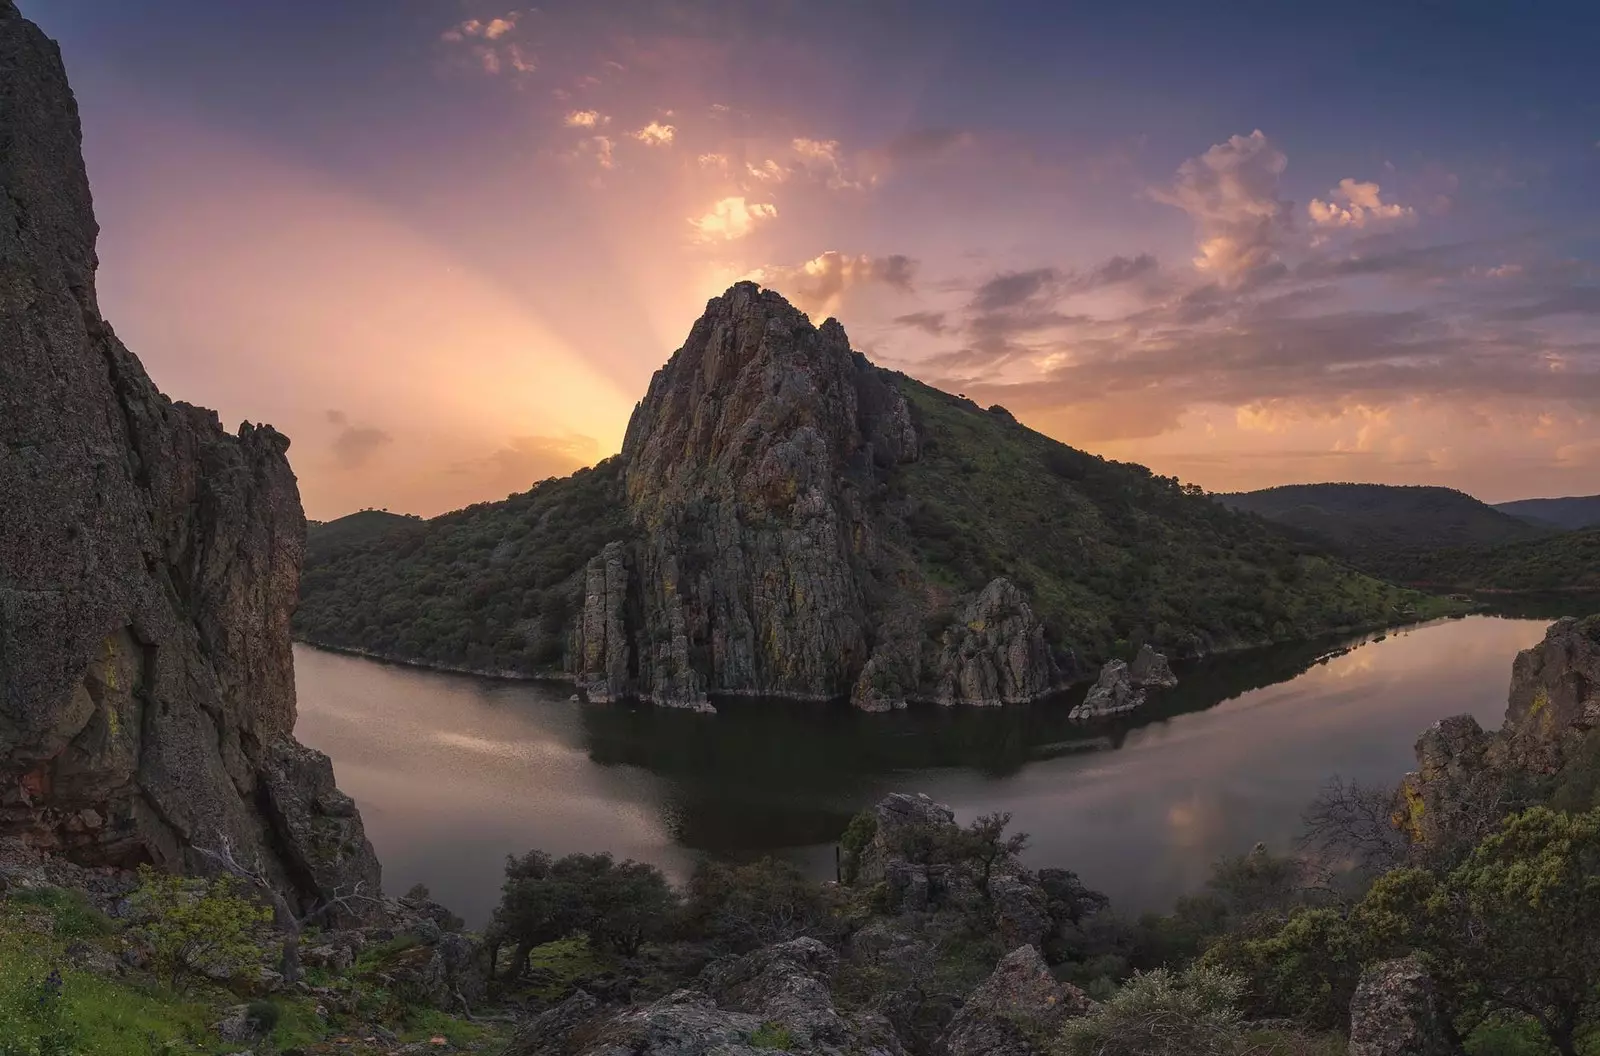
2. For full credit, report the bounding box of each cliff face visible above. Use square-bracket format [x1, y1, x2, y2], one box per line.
[0, 3, 378, 908]
[573, 284, 1050, 710]
[1400, 616, 1600, 852]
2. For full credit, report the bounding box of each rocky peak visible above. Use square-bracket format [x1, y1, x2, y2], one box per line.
[0, 4, 377, 910]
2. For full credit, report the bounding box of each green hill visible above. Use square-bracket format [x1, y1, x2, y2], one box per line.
[294, 284, 1456, 699]
[1494, 494, 1600, 531]
[1216, 482, 1550, 578]
[1403, 527, 1600, 592]
[305, 509, 422, 560]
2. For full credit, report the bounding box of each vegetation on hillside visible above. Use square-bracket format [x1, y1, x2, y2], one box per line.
[293, 458, 630, 674]
[1215, 482, 1551, 580]
[887, 382, 1455, 664]
[295, 373, 1460, 685]
[1402, 528, 1600, 592]
[305, 509, 423, 562]
[1494, 494, 1600, 532]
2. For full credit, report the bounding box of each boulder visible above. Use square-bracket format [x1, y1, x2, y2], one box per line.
[1068, 661, 1144, 720]
[0, 2, 377, 913]
[1128, 644, 1178, 688]
[1347, 957, 1458, 1056]
[935, 945, 1094, 1056]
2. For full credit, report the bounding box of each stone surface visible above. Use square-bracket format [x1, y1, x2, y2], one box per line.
[1128, 644, 1178, 688]
[936, 945, 1093, 1056]
[932, 579, 1059, 706]
[567, 283, 1067, 711]
[1068, 660, 1143, 720]
[506, 938, 903, 1056]
[1347, 957, 1459, 1056]
[0, 2, 378, 912]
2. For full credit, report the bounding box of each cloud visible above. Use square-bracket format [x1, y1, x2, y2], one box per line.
[755, 251, 917, 319]
[688, 196, 777, 242]
[1308, 178, 1416, 232]
[894, 310, 949, 335]
[697, 152, 728, 171]
[970, 268, 1060, 312]
[883, 127, 973, 163]
[564, 110, 606, 128]
[631, 121, 676, 146]
[440, 13, 533, 76]
[456, 434, 600, 495]
[331, 423, 394, 470]
[790, 137, 869, 190]
[745, 159, 789, 183]
[1151, 130, 1292, 285]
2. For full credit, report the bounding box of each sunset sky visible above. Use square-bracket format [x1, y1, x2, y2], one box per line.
[24, 1, 1600, 518]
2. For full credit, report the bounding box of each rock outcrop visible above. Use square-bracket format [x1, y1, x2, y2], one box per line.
[1398, 616, 1600, 854]
[506, 937, 903, 1056]
[1068, 646, 1176, 720]
[1347, 957, 1459, 1056]
[935, 945, 1093, 1056]
[932, 579, 1059, 707]
[569, 283, 1070, 711]
[0, 3, 378, 911]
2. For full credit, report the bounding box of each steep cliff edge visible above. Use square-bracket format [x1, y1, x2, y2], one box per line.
[0, 3, 378, 908]
[297, 282, 1448, 710]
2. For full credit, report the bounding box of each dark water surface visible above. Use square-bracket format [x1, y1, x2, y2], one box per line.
[293, 615, 1549, 926]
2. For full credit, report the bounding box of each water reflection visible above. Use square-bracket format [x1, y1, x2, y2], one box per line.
[292, 615, 1551, 926]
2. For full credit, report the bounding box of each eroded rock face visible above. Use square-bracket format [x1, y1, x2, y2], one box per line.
[0, 3, 377, 911]
[932, 579, 1059, 707]
[1347, 957, 1458, 1056]
[1129, 644, 1177, 688]
[935, 945, 1094, 1056]
[1068, 647, 1177, 720]
[569, 283, 1069, 711]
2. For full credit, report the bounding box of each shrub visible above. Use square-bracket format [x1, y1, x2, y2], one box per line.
[750, 1021, 794, 1050]
[682, 858, 839, 953]
[6, 888, 111, 940]
[244, 998, 280, 1033]
[1201, 907, 1364, 1030]
[128, 867, 274, 992]
[839, 810, 878, 884]
[492, 851, 678, 971]
[1056, 964, 1251, 1056]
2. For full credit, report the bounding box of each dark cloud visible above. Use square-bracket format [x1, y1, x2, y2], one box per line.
[454, 434, 600, 495]
[1072, 252, 1157, 291]
[969, 268, 1060, 312]
[760, 251, 917, 319]
[331, 425, 394, 469]
[325, 408, 347, 425]
[893, 310, 949, 335]
[1487, 285, 1600, 321]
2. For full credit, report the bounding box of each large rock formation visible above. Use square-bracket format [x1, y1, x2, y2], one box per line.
[1398, 616, 1600, 855]
[0, 3, 378, 910]
[1067, 645, 1178, 720]
[935, 945, 1093, 1056]
[572, 283, 1060, 711]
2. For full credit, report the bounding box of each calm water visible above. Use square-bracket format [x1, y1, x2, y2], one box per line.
[293, 615, 1553, 926]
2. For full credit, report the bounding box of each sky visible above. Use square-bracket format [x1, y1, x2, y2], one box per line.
[22, 0, 1600, 518]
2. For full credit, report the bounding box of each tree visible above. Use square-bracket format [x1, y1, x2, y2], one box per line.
[1358, 807, 1600, 1056]
[962, 812, 1030, 897]
[683, 857, 838, 953]
[490, 851, 678, 978]
[1298, 776, 1408, 877]
[1201, 907, 1365, 1030]
[129, 867, 275, 992]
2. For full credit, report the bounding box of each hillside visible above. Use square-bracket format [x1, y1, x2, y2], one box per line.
[305, 508, 421, 559]
[294, 284, 1453, 708]
[1494, 493, 1600, 531]
[1404, 527, 1600, 592]
[1216, 482, 1550, 577]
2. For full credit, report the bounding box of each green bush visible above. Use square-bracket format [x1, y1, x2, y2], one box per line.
[1056, 964, 1252, 1056]
[750, 1021, 795, 1050]
[245, 998, 281, 1033]
[128, 867, 275, 992]
[683, 858, 839, 954]
[6, 888, 111, 940]
[839, 810, 878, 884]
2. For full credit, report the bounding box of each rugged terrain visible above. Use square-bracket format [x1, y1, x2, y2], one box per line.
[0, 0, 376, 910]
[297, 287, 1449, 709]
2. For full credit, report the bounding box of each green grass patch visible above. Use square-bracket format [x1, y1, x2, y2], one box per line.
[521, 935, 608, 1001]
[6, 887, 113, 940]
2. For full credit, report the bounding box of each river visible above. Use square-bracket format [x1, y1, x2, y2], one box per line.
[292, 614, 1552, 926]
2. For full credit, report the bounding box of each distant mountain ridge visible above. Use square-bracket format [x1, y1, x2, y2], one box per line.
[1493, 494, 1600, 531]
[294, 284, 1450, 710]
[1216, 482, 1551, 578]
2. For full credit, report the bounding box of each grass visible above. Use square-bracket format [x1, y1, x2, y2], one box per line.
[520, 935, 608, 1001]
[750, 1020, 795, 1050]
